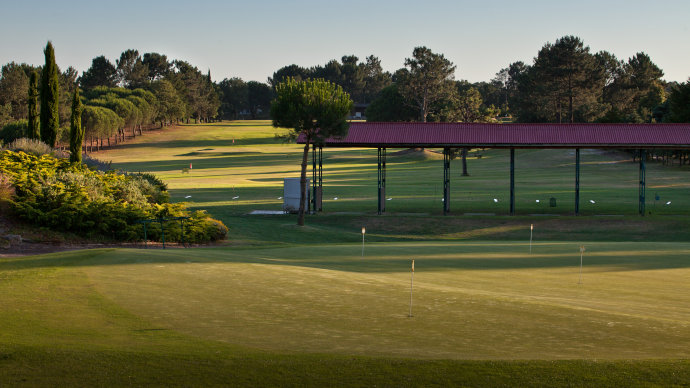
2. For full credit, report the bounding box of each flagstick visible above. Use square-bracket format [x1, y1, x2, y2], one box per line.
[578, 245, 585, 284]
[409, 259, 414, 318]
[529, 223, 533, 253]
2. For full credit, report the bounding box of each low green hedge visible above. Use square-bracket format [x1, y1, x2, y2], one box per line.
[0, 150, 227, 243]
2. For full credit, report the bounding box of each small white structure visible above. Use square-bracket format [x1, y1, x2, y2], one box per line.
[283, 178, 310, 213]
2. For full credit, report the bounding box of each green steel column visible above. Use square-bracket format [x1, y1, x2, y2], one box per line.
[318, 146, 323, 212]
[380, 147, 386, 213]
[575, 148, 580, 215]
[510, 148, 515, 216]
[378, 148, 383, 215]
[639, 149, 646, 216]
[443, 148, 450, 215]
[311, 144, 316, 214]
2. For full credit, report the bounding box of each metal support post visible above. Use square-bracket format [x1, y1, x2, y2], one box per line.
[318, 146, 323, 212]
[311, 144, 316, 214]
[443, 148, 450, 215]
[639, 149, 646, 216]
[510, 148, 515, 215]
[575, 148, 580, 215]
[377, 147, 386, 214]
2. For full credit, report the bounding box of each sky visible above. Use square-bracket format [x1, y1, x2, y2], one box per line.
[2, 0, 689, 84]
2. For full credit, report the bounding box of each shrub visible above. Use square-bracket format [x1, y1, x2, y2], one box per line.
[0, 150, 226, 243]
[0, 172, 14, 212]
[6, 137, 60, 157]
[83, 155, 113, 171]
[0, 120, 28, 144]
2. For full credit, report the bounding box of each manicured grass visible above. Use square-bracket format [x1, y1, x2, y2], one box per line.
[3, 121, 690, 385]
[2, 244, 690, 385]
[99, 121, 690, 245]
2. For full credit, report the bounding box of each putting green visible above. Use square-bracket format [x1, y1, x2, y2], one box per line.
[81, 241, 690, 360]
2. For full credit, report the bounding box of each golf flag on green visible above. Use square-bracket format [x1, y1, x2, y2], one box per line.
[412, 259, 414, 272]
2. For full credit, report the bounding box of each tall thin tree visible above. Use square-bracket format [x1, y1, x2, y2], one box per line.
[271, 78, 353, 226]
[40, 41, 60, 147]
[27, 71, 40, 139]
[69, 89, 83, 163]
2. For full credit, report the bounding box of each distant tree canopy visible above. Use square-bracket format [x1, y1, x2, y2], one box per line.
[365, 36, 674, 124]
[79, 55, 118, 90]
[666, 80, 690, 123]
[397, 46, 457, 122]
[268, 55, 391, 105]
[0, 36, 687, 150]
[365, 84, 417, 122]
[508, 37, 666, 124]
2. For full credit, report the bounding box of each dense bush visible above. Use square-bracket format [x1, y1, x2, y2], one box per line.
[0, 150, 227, 242]
[0, 120, 28, 144]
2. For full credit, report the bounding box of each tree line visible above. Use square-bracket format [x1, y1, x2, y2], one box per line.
[0, 44, 220, 147]
[363, 36, 690, 125]
[3, 36, 690, 149]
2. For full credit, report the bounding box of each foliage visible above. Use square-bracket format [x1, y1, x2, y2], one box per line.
[0, 171, 13, 211]
[116, 49, 148, 89]
[0, 150, 227, 242]
[4, 137, 65, 157]
[366, 84, 418, 121]
[513, 36, 607, 123]
[167, 61, 219, 121]
[666, 80, 690, 122]
[79, 55, 118, 90]
[396, 46, 457, 122]
[142, 52, 171, 81]
[69, 89, 84, 163]
[150, 79, 185, 123]
[40, 42, 60, 147]
[269, 56, 391, 104]
[27, 71, 40, 139]
[271, 78, 353, 225]
[247, 81, 272, 119]
[81, 105, 123, 141]
[0, 62, 33, 127]
[0, 120, 27, 144]
[505, 37, 666, 124]
[218, 77, 248, 119]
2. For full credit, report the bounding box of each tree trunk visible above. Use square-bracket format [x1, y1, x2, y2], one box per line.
[298, 140, 310, 226]
[461, 147, 469, 176]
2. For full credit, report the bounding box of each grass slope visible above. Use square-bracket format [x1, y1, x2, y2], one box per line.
[2, 244, 690, 385]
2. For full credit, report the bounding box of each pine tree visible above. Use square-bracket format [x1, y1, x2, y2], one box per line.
[40, 41, 60, 147]
[69, 89, 83, 163]
[28, 71, 40, 139]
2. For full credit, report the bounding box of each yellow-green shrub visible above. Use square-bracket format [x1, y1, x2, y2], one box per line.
[0, 150, 227, 242]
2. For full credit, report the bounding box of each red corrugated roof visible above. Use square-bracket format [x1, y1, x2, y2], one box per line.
[296, 122, 690, 148]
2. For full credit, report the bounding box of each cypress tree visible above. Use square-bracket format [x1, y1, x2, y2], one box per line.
[40, 41, 60, 147]
[28, 71, 40, 139]
[69, 89, 84, 163]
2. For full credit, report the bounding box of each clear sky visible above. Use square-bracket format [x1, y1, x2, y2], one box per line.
[2, 0, 689, 84]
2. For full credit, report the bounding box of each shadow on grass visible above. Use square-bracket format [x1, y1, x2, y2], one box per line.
[3, 241, 690, 273]
[109, 136, 285, 151]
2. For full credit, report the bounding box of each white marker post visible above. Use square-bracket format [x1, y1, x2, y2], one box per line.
[530, 224, 534, 253]
[361, 226, 366, 258]
[578, 245, 585, 284]
[409, 259, 415, 318]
